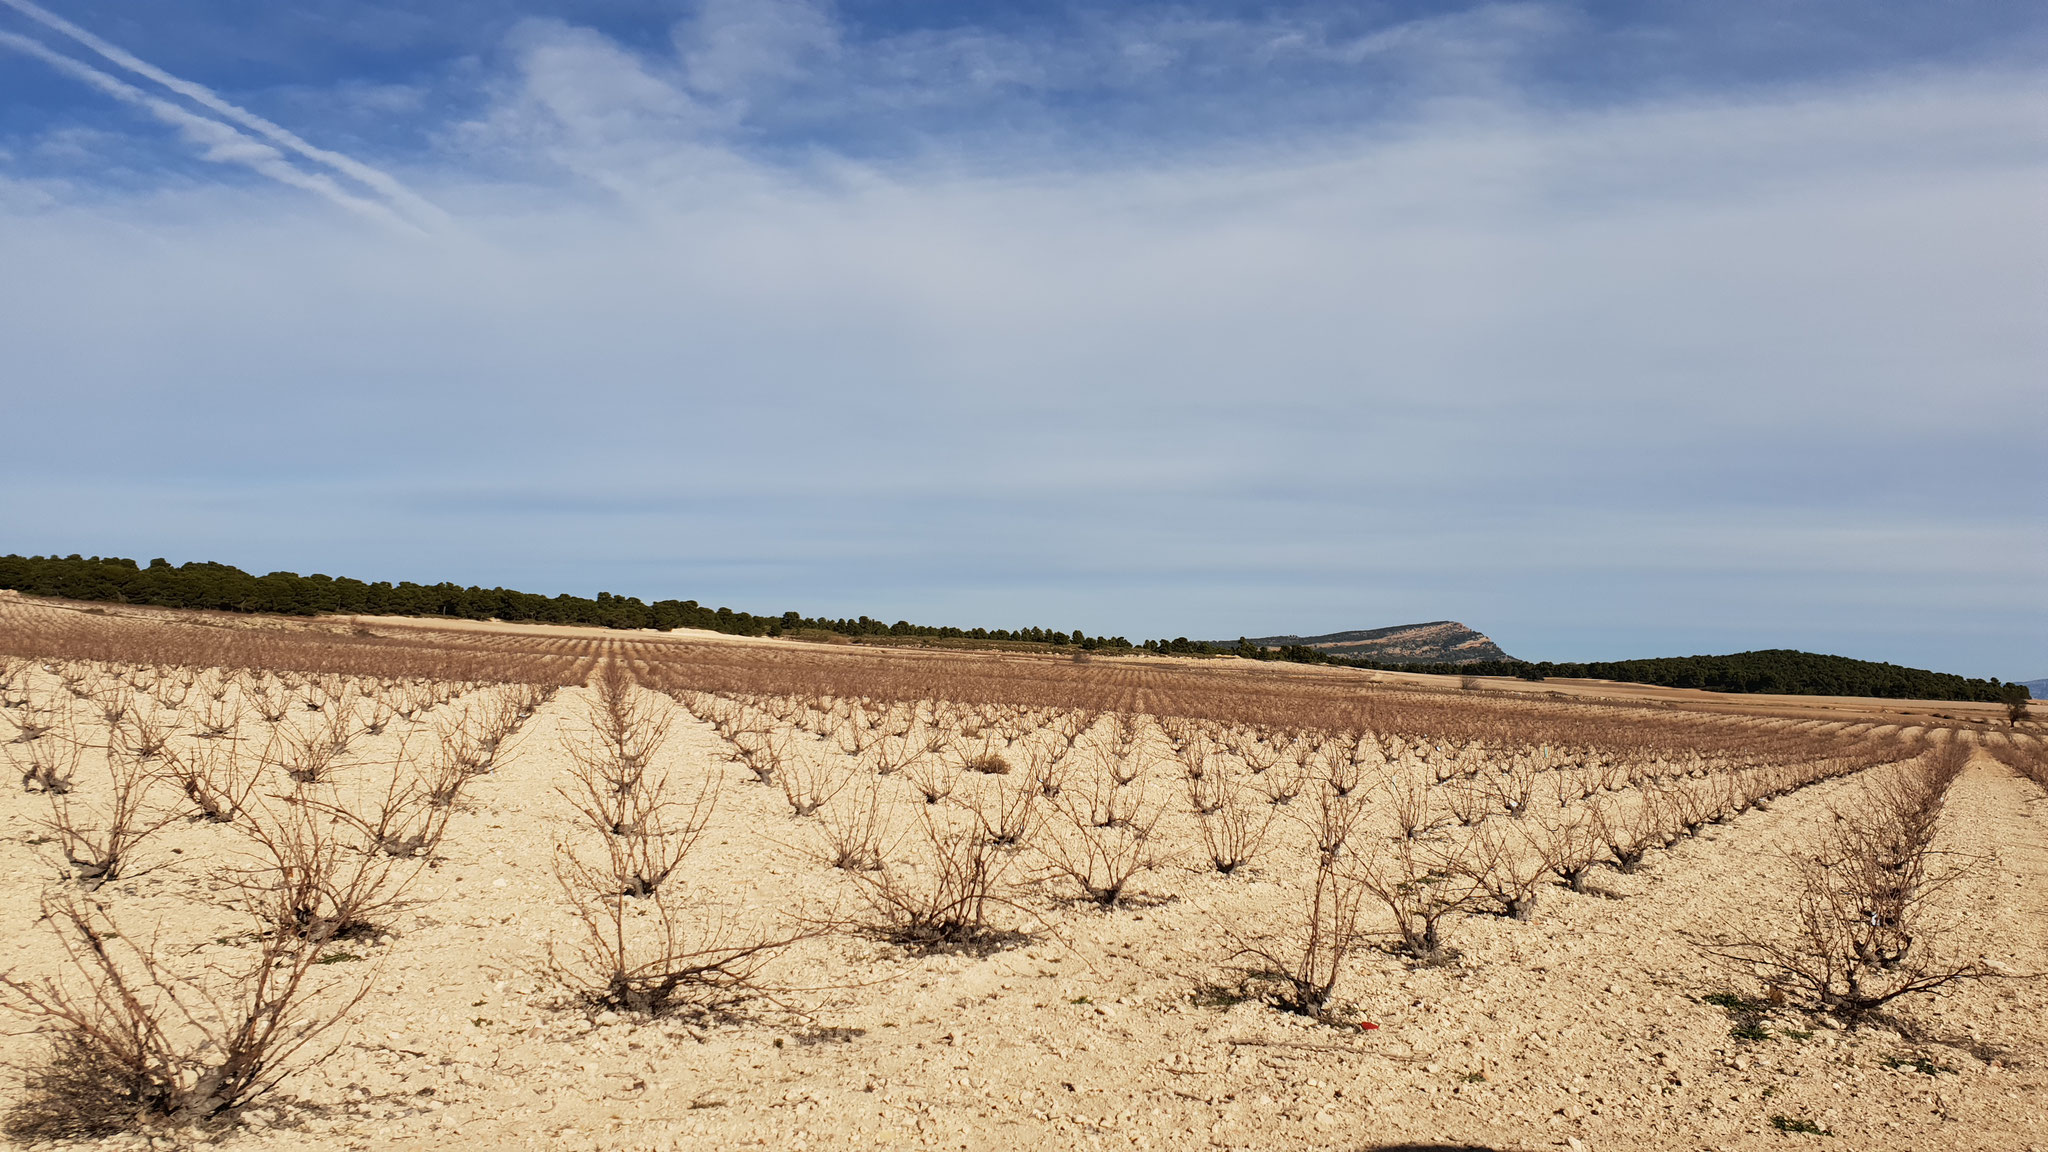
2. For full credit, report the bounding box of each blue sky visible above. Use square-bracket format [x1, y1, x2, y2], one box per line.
[0, 1, 2043, 677]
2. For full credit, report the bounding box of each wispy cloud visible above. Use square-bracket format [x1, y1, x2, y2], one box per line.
[0, 28, 414, 224]
[676, 0, 840, 103]
[0, 0, 443, 226]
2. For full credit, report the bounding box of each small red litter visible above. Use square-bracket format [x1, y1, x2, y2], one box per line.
[1359, 1022, 1380, 1031]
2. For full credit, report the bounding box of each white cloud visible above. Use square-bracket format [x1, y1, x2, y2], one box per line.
[0, 11, 2043, 671]
[676, 0, 841, 101]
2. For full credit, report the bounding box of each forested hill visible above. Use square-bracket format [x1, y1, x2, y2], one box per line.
[0, 554, 1134, 649]
[1365, 649, 2021, 704]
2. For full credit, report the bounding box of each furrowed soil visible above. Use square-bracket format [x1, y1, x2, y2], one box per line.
[0, 603, 2042, 1152]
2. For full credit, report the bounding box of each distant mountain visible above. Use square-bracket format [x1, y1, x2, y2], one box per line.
[2024, 678, 2048, 700]
[1231, 621, 1513, 665]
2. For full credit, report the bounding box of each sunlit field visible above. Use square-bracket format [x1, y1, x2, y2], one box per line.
[1, 595, 2042, 1151]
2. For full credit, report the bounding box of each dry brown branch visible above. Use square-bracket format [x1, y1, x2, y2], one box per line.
[1594, 794, 1663, 874]
[1457, 818, 1550, 921]
[1222, 790, 1370, 1017]
[1102, 712, 1149, 787]
[1199, 784, 1275, 875]
[260, 718, 346, 788]
[39, 748, 177, 889]
[10, 722, 82, 795]
[1185, 757, 1235, 816]
[1023, 744, 1070, 800]
[861, 729, 933, 776]
[778, 747, 850, 818]
[727, 729, 783, 786]
[1694, 853, 1991, 1019]
[416, 740, 471, 810]
[1250, 760, 1304, 807]
[194, 697, 241, 739]
[249, 682, 290, 726]
[844, 805, 1023, 951]
[1657, 777, 1714, 842]
[1063, 770, 1151, 829]
[0, 893, 369, 1139]
[1536, 808, 1606, 894]
[110, 710, 177, 762]
[1480, 761, 1538, 819]
[451, 686, 533, 774]
[1382, 771, 1446, 840]
[814, 781, 888, 873]
[546, 882, 806, 1018]
[94, 688, 133, 730]
[5, 696, 61, 744]
[234, 798, 412, 943]
[1321, 743, 1365, 798]
[905, 757, 959, 806]
[556, 762, 718, 898]
[550, 674, 752, 1008]
[161, 738, 257, 824]
[1693, 753, 1992, 1019]
[309, 752, 454, 860]
[567, 663, 674, 790]
[1357, 829, 1479, 961]
[149, 675, 191, 714]
[0, 656, 26, 707]
[556, 672, 694, 848]
[1040, 775, 1165, 906]
[1446, 780, 1492, 827]
[1983, 735, 2048, 790]
[970, 779, 1040, 850]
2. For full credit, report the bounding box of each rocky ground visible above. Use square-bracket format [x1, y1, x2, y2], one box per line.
[0, 672, 2042, 1152]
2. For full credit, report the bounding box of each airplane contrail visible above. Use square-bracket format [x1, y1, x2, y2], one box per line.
[0, 29, 417, 228]
[0, 0, 446, 226]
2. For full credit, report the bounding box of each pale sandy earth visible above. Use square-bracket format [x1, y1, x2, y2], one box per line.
[0, 608, 2042, 1152]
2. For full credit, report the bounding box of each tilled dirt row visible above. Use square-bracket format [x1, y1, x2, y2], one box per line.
[1, 686, 2042, 1152]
